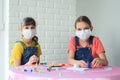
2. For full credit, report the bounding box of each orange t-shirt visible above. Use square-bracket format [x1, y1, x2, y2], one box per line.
[68, 36, 105, 58]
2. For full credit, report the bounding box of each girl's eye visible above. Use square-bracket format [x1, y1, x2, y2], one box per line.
[77, 28, 82, 31]
[25, 27, 29, 29]
[24, 25, 35, 29]
[31, 27, 35, 29]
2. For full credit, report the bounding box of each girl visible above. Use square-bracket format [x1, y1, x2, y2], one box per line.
[68, 16, 108, 68]
[10, 17, 42, 67]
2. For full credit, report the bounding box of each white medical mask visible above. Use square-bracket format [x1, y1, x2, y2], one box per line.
[22, 29, 36, 40]
[76, 29, 91, 41]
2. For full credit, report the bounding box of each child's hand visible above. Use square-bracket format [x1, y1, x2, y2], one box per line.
[79, 60, 87, 68]
[27, 55, 39, 65]
[91, 58, 103, 68]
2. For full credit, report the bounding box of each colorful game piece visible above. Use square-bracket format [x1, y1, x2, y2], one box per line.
[59, 63, 65, 67]
[30, 69, 33, 72]
[59, 72, 62, 76]
[24, 69, 27, 72]
[47, 66, 52, 71]
[33, 68, 38, 72]
[39, 70, 43, 74]
[50, 62, 55, 66]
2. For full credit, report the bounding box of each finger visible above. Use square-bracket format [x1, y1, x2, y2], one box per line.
[96, 61, 103, 67]
[80, 61, 87, 67]
[80, 63, 87, 68]
[93, 60, 101, 68]
[91, 58, 99, 66]
[91, 58, 97, 64]
[91, 60, 96, 67]
[91, 59, 97, 68]
[36, 56, 39, 61]
[93, 62, 99, 68]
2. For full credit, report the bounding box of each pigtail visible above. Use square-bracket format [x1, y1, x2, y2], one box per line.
[32, 36, 38, 45]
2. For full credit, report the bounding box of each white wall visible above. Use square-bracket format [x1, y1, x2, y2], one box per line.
[77, 0, 120, 66]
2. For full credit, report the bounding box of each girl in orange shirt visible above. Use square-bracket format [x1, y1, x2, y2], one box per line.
[68, 16, 108, 68]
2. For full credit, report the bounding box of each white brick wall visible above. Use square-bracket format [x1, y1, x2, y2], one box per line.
[9, 0, 76, 64]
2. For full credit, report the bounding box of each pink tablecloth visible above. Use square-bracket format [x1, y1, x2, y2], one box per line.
[9, 65, 120, 80]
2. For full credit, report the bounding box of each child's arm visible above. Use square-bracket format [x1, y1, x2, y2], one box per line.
[68, 50, 87, 68]
[14, 59, 21, 67]
[91, 53, 108, 68]
[10, 43, 23, 67]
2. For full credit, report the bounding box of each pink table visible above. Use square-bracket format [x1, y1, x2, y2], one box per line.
[9, 64, 120, 80]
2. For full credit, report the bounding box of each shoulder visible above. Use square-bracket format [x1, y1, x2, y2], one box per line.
[68, 36, 76, 45]
[11, 41, 24, 54]
[15, 41, 24, 47]
[92, 36, 103, 46]
[68, 36, 76, 46]
[13, 41, 25, 49]
[69, 36, 75, 42]
[93, 36, 101, 42]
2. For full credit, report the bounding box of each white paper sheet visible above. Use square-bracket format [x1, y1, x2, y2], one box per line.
[67, 67, 89, 71]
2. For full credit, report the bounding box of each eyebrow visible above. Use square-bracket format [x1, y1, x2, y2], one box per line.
[77, 27, 90, 30]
